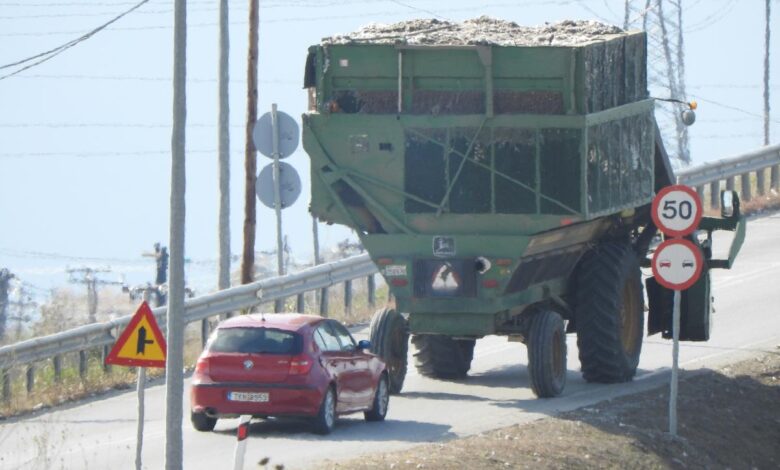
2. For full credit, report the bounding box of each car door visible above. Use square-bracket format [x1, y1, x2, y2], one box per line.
[313, 322, 352, 412]
[329, 321, 374, 409]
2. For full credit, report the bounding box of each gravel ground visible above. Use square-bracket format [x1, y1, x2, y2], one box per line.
[322, 17, 627, 46]
[318, 347, 780, 469]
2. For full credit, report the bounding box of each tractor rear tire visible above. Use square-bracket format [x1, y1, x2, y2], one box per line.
[575, 241, 644, 383]
[368, 308, 409, 394]
[412, 334, 476, 379]
[527, 310, 567, 398]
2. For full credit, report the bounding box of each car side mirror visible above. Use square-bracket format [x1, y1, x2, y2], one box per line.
[357, 339, 371, 350]
[721, 190, 740, 219]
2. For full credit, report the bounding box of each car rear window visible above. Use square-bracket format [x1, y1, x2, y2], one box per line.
[208, 327, 302, 355]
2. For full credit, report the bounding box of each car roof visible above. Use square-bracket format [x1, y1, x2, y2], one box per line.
[216, 313, 325, 332]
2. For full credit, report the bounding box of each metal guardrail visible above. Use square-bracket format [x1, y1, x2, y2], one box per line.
[676, 143, 780, 186]
[676, 143, 780, 206]
[0, 254, 377, 397]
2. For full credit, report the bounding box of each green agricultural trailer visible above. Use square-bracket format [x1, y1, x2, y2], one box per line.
[301, 19, 745, 397]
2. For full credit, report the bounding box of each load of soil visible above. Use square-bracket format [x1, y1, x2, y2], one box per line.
[322, 17, 626, 47]
[318, 349, 780, 469]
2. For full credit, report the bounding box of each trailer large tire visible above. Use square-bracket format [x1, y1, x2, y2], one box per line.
[412, 334, 476, 379]
[575, 241, 644, 383]
[527, 310, 567, 398]
[368, 308, 409, 394]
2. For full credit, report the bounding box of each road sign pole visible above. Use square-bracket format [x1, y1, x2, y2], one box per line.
[233, 415, 251, 470]
[651, 184, 704, 439]
[669, 289, 681, 436]
[272, 104, 284, 312]
[135, 367, 146, 470]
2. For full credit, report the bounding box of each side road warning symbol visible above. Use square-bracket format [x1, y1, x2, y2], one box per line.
[105, 301, 167, 368]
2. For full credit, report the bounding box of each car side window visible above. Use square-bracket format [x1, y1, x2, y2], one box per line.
[328, 321, 357, 352]
[314, 324, 341, 352]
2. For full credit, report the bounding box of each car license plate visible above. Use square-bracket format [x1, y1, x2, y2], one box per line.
[228, 391, 269, 403]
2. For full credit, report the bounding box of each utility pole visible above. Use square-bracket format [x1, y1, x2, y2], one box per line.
[165, 0, 188, 467]
[67, 267, 122, 324]
[766, 0, 778, 192]
[218, 0, 231, 295]
[241, 0, 260, 285]
[0, 269, 16, 342]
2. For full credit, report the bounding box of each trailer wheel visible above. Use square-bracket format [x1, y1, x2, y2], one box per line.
[412, 334, 475, 379]
[527, 310, 567, 398]
[575, 241, 644, 383]
[369, 308, 409, 394]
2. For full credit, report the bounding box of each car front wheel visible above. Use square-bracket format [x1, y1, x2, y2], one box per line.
[364, 374, 389, 422]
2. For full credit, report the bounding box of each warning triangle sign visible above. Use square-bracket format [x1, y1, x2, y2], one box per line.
[105, 301, 167, 368]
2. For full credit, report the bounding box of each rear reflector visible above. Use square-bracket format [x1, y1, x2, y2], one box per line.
[376, 258, 394, 265]
[237, 420, 250, 441]
[482, 279, 499, 288]
[495, 258, 513, 267]
[289, 356, 313, 375]
[391, 278, 408, 287]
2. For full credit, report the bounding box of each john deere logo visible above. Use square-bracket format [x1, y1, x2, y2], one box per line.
[243, 359, 254, 370]
[433, 236, 456, 257]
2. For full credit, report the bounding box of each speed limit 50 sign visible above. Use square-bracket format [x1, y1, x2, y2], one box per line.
[651, 185, 703, 237]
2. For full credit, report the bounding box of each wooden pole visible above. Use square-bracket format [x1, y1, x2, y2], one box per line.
[241, 0, 260, 285]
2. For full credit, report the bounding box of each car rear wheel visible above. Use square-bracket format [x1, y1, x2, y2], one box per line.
[364, 374, 389, 422]
[312, 386, 336, 435]
[191, 411, 217, 432]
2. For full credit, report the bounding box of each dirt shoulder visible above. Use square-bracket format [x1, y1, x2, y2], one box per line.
[321, 347, 780, 469]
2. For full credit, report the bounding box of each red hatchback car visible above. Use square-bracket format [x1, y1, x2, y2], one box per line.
[190, 313, 389, 434]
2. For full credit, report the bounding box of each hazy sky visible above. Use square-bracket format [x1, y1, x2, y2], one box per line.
[0, 0, 776, 295]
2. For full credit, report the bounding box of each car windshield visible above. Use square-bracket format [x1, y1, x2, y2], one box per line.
[208, 327, 302, 355]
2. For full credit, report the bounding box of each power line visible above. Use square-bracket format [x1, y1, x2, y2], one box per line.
[0, 0, 149, 80]
[0, 2, 582, 37]
[6, 73, 296, 84]
[386, 0, 451, 21]
[0, 149, 254, 158]
[0, 122, 249, 128]
[693, 96, 780, 124]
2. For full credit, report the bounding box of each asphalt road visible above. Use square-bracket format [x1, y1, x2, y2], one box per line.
[2, 214, 779, 470]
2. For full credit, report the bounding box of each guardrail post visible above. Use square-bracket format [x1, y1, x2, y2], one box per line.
[274, 298, 284, 313]
[319, 287, 329, 317]
[79, 350, 88, 378]
[296, 293, 304, 313]
[772, 165, 780, 191]
[26, 366, 34, 394]
[709, 181, 720, 209]
[53, 355, 62, 382]
[695, 186, 705, 206]
[741, 173, 752, 202]
[2, 369, 10, 403]
[368, 274, 376, 308]
[102, 345, 111, 373]
[344, 280, 353, 317]
[201, 318, 210, 349]
[726, 176, 735, 192]
[757, 168, 766, 196]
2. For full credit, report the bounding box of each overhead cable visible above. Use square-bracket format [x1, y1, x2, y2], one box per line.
[0, 0, 149, 81]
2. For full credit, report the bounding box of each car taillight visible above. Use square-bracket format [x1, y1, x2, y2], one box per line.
[288, 355, 312, 375]
[195, 358, 210, 377]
